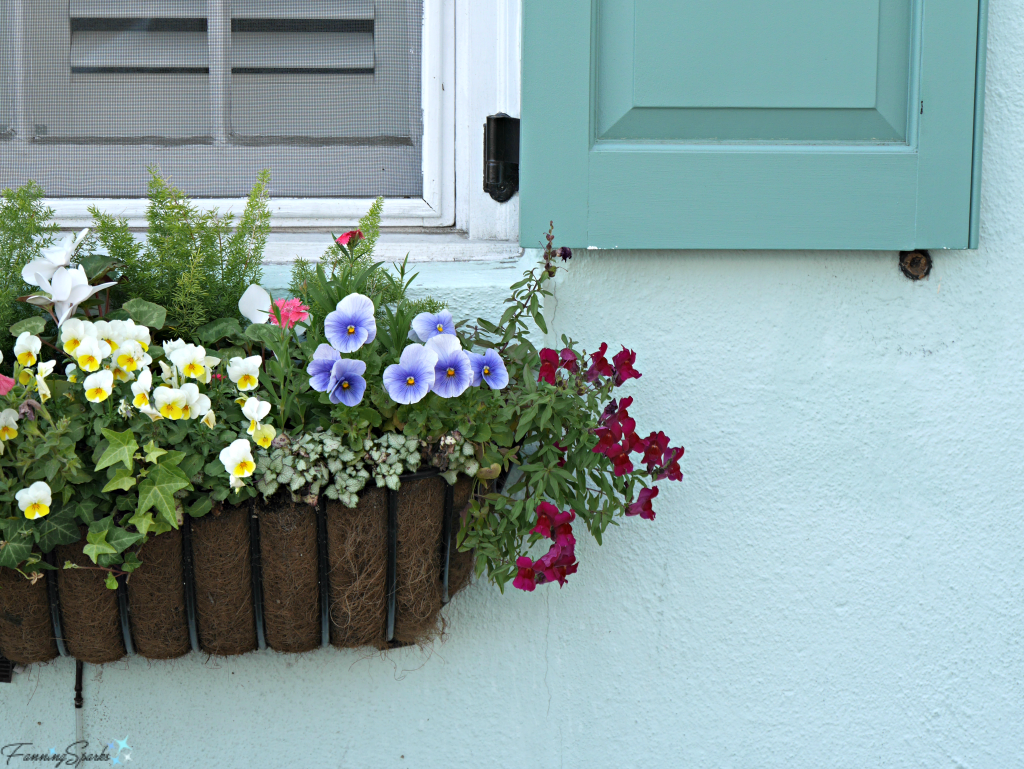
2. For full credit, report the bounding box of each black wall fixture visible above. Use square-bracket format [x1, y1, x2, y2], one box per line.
[484, 113, 520, 203]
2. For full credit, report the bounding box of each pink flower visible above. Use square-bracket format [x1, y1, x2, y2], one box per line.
[612, 347, 641, 386]
[336, 229, 364, 246]
[0, 374, 15, 396]
[586, 342, 614, 382]
[530, 501, 560, 539]
[269, 298, 310, 329]
[559, 348, 579, 373]
[534, 540, 578, 586]
[537, 348, 560, 385]
[513, 556, 539, 592]
[627, 486, 658, 520]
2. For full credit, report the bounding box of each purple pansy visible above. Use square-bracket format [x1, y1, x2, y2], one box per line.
[324, 293, 377, 353]
[425, 334, 473, 399]
[382, 344, 438, 404]
[467, 348, 509, 390]
[326, 358, 367, 407]
[306, 344, 341, 392]
[411, 310, 455, 343]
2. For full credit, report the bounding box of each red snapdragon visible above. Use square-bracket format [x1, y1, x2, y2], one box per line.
[515, 503, 580, 591]
[627, 486, 659, 520]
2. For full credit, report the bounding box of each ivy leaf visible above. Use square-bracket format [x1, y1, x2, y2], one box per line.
[121, 551, 142, 573]
[106, 527, 142, 554]
[36, 510, 81, 552]
[142, 440, 166, 464]
[9, 316, 47, 337]
[102, 470, 137, 493]
[0, 535, 32, 569]
[158, 450, 187, 468]
[137, 464, 192, 529]
[122, 298, 167, 330]
[96, 429, 138, 472]
[73, 499, 99, 524]
[83, 531, 117, 563]
[127, 510, 156, 538]
[105, 573, 118, 590]
[179, 454, 204, 479]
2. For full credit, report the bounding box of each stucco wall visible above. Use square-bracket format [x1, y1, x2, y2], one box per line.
[3, 4, 1024, 768]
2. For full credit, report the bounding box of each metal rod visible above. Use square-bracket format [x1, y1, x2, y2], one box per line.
[42, 552, 68, 658]
[249, 500, 266, 651]
[74, 660, 83, 746]
[440, 483, 454, 604]
[385, 489, 399, 643]
[207, 0, 232, 144]
[316, 496, 330, 648]
[181, 516, 200, 654]
[115, 576, 134, 656]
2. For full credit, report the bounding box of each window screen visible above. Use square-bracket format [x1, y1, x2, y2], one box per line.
[0, 0, 423, 198]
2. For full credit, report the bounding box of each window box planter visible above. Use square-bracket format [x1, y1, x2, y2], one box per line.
[0, 473, 475, 664]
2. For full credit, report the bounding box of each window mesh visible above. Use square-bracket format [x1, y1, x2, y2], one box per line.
[0, 0, 424, 198]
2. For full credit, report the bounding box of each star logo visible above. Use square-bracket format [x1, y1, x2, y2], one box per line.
[111, 758, 120, 767]
[116, 737, 132, 753]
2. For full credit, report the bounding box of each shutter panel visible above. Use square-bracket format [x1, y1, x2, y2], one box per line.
[1, 0, 423, 198]
[520, 0, 988, 250]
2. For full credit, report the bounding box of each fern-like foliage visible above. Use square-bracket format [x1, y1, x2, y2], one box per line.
[0, 182, 60, 352]
[88, 168, 270, 339]
[289, 197, 445, 338]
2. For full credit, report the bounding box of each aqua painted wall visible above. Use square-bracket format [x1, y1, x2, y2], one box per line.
[2, 2, 1023, 767]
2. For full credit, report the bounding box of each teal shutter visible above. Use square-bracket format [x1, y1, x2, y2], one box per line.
[520, 0, 989, 250]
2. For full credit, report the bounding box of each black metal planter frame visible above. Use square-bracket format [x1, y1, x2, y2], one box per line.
[43, 470, 463, 659]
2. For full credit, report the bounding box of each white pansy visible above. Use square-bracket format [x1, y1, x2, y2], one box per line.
[35, 360, 55, 402]
[16, 481, 52, 520]
[227, 356, 261, 391]
[131, 368, 152, 408]
[201, 411, 217, 429]
[241, 396, 271, 435]
[219, 439, 256, 478]
[64, 363, 78, 383]
[83, 369, 114, 403]
[122, 319, 151, 351]
[93, 320, 124, 351]
[251, 423, 276, 449]
[180, 383, 211, 419]
[21, 229, 89, 287]
[139, 405, 163, 422]
[115, 340, 148, 372]
[162, 338, 187, 358]
[239, 284, 271, 324]
[0, 409, 19, 440]
[169, 344, 207, 380]
[74, 336, 111, 372]
[199, 355, 221, 384]
[14, 333, 40, 366]
[60, 318, 96, 355]
[153, 387, 187, 420]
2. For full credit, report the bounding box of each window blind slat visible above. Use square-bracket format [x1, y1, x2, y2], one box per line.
[69, 0, 203, 18]
[71, 30, 207, 73]
[232, 1, 374, 20]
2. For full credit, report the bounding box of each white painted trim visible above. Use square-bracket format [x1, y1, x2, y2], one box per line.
[261, 231, 521, 266]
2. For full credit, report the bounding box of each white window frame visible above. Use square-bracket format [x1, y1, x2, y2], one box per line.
[42, 0, 523, 250]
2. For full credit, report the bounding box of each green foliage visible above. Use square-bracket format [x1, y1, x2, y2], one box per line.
[289, 198, 444, 334]
[0, 182, 60, 354]
[87, 168, 270, 340]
